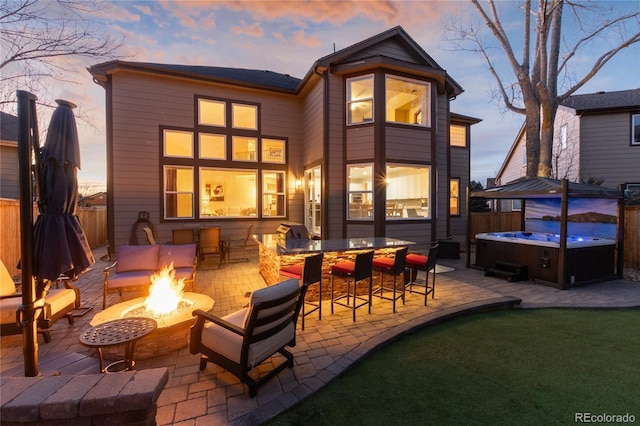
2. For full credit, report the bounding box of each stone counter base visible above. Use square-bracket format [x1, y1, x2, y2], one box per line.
[0, 367, 168, 426]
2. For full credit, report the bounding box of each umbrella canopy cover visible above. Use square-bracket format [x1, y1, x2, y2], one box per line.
[32, 100, 94, 282]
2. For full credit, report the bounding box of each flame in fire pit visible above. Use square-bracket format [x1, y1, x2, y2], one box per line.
[145, 263, 185, 315]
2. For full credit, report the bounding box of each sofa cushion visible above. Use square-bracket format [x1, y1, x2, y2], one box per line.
[159, 244, 196, 269]
[174, 267, 194, 282]
[116, 245, 160, 273]
[107, 271, 154, 290]
[1, 260, 17, 297]
[0, 297, 22, 325]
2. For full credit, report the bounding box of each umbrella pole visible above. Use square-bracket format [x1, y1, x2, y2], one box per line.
[17, 90, 39, 377]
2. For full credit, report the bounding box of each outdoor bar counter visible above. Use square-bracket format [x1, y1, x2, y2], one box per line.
[252, 234, 414, 298]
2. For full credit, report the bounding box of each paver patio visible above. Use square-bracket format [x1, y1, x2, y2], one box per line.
[2, 244, 639, 425]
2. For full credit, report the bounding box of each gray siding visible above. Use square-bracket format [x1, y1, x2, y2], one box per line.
[325, 73, 346, 239]
[435, 94, 449, 240]
[348, 39, 421, 64]
[385, 127, 431, 162]
[552, 106, 580, 181]
[0, 143, 19, 199]
[346, 127, 375, 160]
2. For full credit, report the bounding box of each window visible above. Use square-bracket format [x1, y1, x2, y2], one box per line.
[199, 133, 226, 159]
[198, 99, 225, 127]
[386, 164, 430, 219]
[347, 75, 374, 125]
[164, 130, 193, 158]
[560, 124, 567, 149]
[262, 138, 285, 163]
[385, 76, 429, 126]
[232, 136, 257, 161]
[522, 145, 527, 167]
[232, 103, 257, 130]
[347, 164, 373, 220]
[512, 199, 522, 211]
[262, 171, 286, 217]
[450, 179, 460, 215]
[199, 168, 257, 218]
[633, 114, 640, 146]
[164, 166, 194, 219]
[450, 125, 466, 147]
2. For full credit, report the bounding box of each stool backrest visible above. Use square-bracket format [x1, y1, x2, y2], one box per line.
[391, 247, 408, 274]
[426, 244, 439, 271]
[302, 253, 324, 286]
[354, 250, 374, 282]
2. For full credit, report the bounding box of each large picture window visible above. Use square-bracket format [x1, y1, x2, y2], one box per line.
[199, 168, 257, 218]
[385, 76, 429, 126]
[347, 164, 373, 220]
[164, 166, 194, 219]
[347, 75, 374, 125]
[262, 171, 286, 217]
[386, 164, 430, 219]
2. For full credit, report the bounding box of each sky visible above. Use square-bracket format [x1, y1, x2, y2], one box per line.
[12, 0, 640, 194]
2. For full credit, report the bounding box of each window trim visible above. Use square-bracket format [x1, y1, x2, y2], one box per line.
[632, 114, 640, 146]
[346, 74, 374, 126]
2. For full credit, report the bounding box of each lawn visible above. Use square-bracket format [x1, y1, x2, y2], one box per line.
[266, 309, 639, 426]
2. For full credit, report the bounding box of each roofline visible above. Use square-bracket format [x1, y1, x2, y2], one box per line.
[450, 112, 482, 125]
[495, 121, 526, 182]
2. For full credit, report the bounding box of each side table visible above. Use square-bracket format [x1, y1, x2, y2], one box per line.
[79, 317, 157, 373]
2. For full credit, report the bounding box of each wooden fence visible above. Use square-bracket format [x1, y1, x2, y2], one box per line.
[471, 207, 640, 270]
[0, 198, 107, 276]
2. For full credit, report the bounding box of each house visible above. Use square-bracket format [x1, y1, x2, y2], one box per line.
[81, 191, 107, 209]
[0, 111, 19, 199]
[495, 88, 640, 210]
[88, 26, 480, 254]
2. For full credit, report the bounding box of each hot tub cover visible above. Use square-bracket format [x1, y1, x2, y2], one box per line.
[470, 177, 622, 200]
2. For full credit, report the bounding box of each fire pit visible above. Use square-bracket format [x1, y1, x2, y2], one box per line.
[91, 264, 214, 360]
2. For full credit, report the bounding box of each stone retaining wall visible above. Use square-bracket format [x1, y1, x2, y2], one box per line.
[0, 368, 168, 425]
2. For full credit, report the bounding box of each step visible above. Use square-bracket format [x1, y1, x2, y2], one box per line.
[485, 267, 528, 282]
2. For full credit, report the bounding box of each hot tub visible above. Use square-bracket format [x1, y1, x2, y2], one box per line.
[475, 232, 616, 288]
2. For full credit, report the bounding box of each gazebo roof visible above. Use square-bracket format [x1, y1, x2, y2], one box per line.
[471, 177, 622, 200]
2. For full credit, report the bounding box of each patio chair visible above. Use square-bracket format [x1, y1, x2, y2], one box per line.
[0, 260, 78, 343]
[279, 252, 324, 330]
[199, 227, 224, 267]
[405, 244, 439, 305]
[372, 247, 408, 313]
[190, 278, 306, 397]
[227, 224, 254, 263]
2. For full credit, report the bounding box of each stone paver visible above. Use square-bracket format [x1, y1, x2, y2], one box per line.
[1, 245, 639, 425]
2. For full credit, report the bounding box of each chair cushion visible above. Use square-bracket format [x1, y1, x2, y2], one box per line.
[174, 267, 194, 282]
[243, 278, 299, 329]
[116, 245, 160, 273]
[107, 271, 153, 289]
[0, 260, 17, 297]
[331, 261, 355, 275]
[372, 257, 394, 269]
[44, 289, 76, 316]
[159, 244, 196, 269]
[279, 264, 303, 280]
[0, 296, 22, 325]
[406, 253, 428, 267]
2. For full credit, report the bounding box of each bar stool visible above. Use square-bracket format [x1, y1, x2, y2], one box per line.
[279, 253, 324, 330]
[330, 250, 374, 322]
[405, 244, 439, 305]
[372, 247, 408, 313]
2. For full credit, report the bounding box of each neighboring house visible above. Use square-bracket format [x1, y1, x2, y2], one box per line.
[495, 88, 640, 209]
[88, 26, 480, 253]
[81, 192, 107, 209]
[0, 111, 19, 199]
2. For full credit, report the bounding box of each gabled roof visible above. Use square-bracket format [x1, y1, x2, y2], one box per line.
[561, 88, 640, 113]
[470, 177, 622, 199]
[1, 111, 18, 143]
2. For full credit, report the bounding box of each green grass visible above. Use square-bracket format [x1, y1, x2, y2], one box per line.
[266, 309, 640, 426]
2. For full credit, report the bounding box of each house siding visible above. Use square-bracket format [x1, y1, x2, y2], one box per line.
[580, 112, 640, 189]
[553, 106, 580, 182]
[326, 72, 346, 239]
[0, 143, 19, 199]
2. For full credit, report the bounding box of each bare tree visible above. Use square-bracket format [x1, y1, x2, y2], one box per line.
[447, 0, 640, 178]
[0, 0, 124, 111]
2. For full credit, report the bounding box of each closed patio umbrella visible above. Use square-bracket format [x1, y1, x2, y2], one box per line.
[32, 99, 95, 283]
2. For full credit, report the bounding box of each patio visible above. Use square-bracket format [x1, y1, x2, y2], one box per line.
[2, 245, 639, 425]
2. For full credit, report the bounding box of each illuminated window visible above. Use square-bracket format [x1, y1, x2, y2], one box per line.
[232, 103, 257, 130]
[199, 133, 225, 159]
[450, 179, 460, 215]
[164, 166, 194, 219]
[385, 76, 429, 126]
[262, 138, 285, 163]
[262, 171, 286, 217]
[450, 125, 466, 147]
[164, 129, 193, 158]
[198, 99, 225, 127]
[232, 136, 257, 161]
[347, 164, 373, 220]
[199, 168, 257, 218]
[347, 75, 374, 125]
[386, 164, 430, 219]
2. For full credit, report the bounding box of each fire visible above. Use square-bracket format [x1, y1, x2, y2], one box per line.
[145, 263, 185, 315]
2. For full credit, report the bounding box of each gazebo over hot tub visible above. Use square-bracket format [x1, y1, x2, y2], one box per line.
[467, 178, 624, 289]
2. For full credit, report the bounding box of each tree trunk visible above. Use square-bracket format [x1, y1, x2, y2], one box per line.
[524, 100, 541, 178]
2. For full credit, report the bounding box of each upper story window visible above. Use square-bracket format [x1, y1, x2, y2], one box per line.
[232, 136, 257, 162]
[632, 114, 640, 146]
[347, 164, 373, 220]
[386, 164, 430, 219]
[199, 133, 225, 160]
[385, 76, 429, 126]
[198, 99, 225, 127]
[164, 129, 193, 158]
[347, 75, 374, 125]
[262, 138, 285, 163]
[232, 103, 257, 130]
[450, 125, 466, 147]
